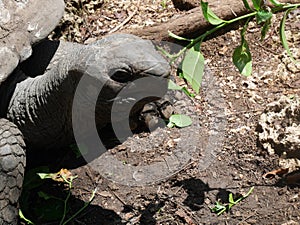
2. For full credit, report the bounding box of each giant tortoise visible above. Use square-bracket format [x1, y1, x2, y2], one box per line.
[0, 0, 170, 224]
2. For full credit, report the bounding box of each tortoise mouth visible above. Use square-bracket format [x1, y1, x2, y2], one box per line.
[96, 95, 160, 121]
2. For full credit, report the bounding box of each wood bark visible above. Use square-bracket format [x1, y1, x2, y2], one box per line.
[171, 0, 199, 11]
[122, 0, 300, 41]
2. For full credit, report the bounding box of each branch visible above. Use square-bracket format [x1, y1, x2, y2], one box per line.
[121, 0, 300, 41]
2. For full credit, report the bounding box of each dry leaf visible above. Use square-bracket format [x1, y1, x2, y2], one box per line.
[52, 168, 74, 182]
[263, 168, 289, 179]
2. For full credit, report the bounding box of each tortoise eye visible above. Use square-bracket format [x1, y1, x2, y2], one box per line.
[110, 70, 133, 83]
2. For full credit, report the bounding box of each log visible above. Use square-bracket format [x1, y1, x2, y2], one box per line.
[171, 0, 199, 11]
[123, 0, 300, 41]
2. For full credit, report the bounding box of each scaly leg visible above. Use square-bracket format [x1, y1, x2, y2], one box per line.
[0, 119, 26, 225]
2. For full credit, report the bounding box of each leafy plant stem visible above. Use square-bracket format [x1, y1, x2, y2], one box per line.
[59, 176, 74, 225]
[273, 3, 300, 13]
[280, 5, 298, 62]
[233, 186, 254, 205]
[211, 187, 254, 216]
[217, 206, 227, 215]
[172, 11, 257, 60]
[61, 188, 97, 225]
[171, 2, 300, 61]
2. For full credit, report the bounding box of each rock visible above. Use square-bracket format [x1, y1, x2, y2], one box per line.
[258, 95, 300, 170]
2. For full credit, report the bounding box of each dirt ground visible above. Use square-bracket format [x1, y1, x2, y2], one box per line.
[21, 1, 300, 224]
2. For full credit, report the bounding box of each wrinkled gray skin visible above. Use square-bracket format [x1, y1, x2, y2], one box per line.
[0, 2, 170, 224]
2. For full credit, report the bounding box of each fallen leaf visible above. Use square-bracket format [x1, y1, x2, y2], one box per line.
[38, 168, 74, 182]
[263, 168, 289, 179]
[53, 169, 74, 182]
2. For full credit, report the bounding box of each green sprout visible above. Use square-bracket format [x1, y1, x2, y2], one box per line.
[210, 187, 254, 215]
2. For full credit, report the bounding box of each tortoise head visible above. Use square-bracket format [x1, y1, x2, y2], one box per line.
[86, 34, 171, 103]
[84, 34, 171, 124]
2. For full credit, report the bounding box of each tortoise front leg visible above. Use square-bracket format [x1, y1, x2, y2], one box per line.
[0, 119, 26, 225]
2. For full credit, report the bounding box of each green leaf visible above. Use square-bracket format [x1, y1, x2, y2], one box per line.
[169, 114, 192, 128]
[181, 43, 204, 93]
[168, 31, 192, 41]
[269, 0, 283, 6]
[242, 0, 252, 10]
[280, 7, 298, 63]
[211, 202, 226, 213]
[168, 80, 195, 97]
[256, 10, 273, 24]
[161, 0, 167, 8]
[200, 1, 225, 25]
[37, 172, 54, 180]
[251, 0, 262, 10]
[210, 201, 227, 215]
[19, 210, 34, 225]
[168, 79, 182, 90]
[167, 121, 175, 128]
[261, 18, 271, 40]
[211, 187, 254, 216]
[182, 87, 195, 97]
[210, 201, 226, 213]
[233, 40, 252, 77]
[178, 70, 184, 79]
[228, 193, 235, 204]
[233, 19, 252, 77]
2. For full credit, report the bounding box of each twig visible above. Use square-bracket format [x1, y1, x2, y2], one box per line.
[241, 210, 257, 223]
[101, 15, 114, 21]
[230, 7, 238, 17]
[109, 0, 140, 34]
[146, 159, 195, 185]
[170, 199, 200, 224]
[225, 109, 264, 116]
[106, 185, 137, 212]
[0, 25, 11, 39]
[108, 186, 127, 206]
[162, 157, 171, 171]
[257, 42, 281, 55]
